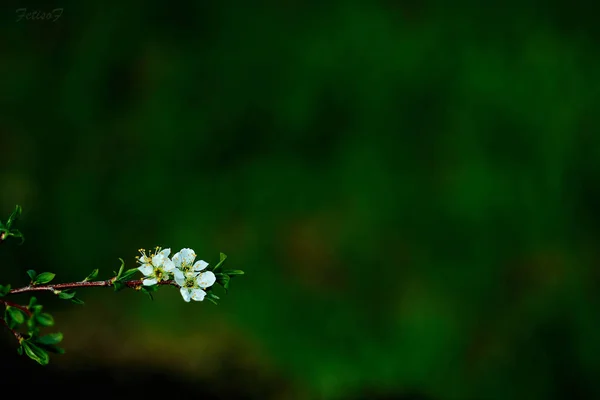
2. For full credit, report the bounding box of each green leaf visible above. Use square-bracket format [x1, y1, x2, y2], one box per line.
[0, 284, 10, 297]
[84, 269, 99, 282]
[215, 273, 230, 292]
[205, 292, 220, 305]
[6, 205, 22, 230]
[36, 313, 54, 327]
[26, 270, 37, 281]
[37, 332, 63, 345]
[222, 269, 244, 276]
[113, 280, 125, 292]
[115, 258, 125, 279]
[28, 296, 37, 308]
[8, 229, 24, 244]
[57, 290, 76, 300]
[211, 252, 228, 271]
[6, 306, 26, 325]
[140, 285, 158, 300]
[30, 304, 43, 314]
[17, 345, 23, 355]
[37, 343, 65, 354]
[117, 268, 139, 282]
[33, 272, 55, 285]
[70, 297, 84, 305]
[21, 341, 49, 366]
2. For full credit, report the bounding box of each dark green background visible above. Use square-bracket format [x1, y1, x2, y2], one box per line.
[2, 2, 600, 399]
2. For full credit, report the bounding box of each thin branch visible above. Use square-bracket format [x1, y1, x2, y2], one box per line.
[7, 279, 177, 295]
[0, 299, 32, 317]
[0, 318, 23, 343]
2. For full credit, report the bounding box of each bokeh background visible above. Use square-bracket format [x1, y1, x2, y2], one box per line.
[2, 1, 600, 399]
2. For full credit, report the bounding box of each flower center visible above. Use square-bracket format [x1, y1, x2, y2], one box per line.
[154, 268, 164, 281]
[183, 276, 196, 288]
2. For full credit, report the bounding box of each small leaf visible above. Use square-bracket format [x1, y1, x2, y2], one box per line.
[57, 290, 76, 300]
[38, 344, 65, 354]
[208, 292, 220, 300]
[30, 304, 43, 314]
[21, 341, 49, 366]
[222, 269, 244, 276]
[117, 268, 139, 282]
[205, 296, 218, 305]
[215, 273, 230, 292]
[70, 297, 84, 305]
[84, 269, 99, 282]
[17, 345, 23, 355]
[37, 332, 63, 345]
[113, 281, 125, 292]
[140, 285, 158, 300]
[28, 296, 37, 308]
[206, 292, 220, 305]
[8, 229, 24, 244]
[211, 252, 227, 271]
[6, 205, 22, 230]
[0, 284, 11, 297]
[36, 313, 54, 327]
[7, 306, 26, 325]
[26, 270, 37, 281]
[33, 272, 55, 285]
[115, 258, 125, 279]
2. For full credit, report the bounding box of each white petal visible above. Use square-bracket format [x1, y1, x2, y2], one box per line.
[190, 289, 206, 301]
[160, 248, 171, 258]
[152, 253, 166, 267]
[193, 260, 208, 272]
[173, 270, 185, 286]
[179, 248, 196, 265]
[162, 258, 175, 272]
[138, 264, 154, 276]
[180, 287, 191, 302]
[143, 278, 158, 286]
[196, 271, 216, 289]
[171, 252, 182, 268]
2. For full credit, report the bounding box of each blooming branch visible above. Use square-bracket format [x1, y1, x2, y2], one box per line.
[7, 278, 177, 295]
[0, 204, 245, 366]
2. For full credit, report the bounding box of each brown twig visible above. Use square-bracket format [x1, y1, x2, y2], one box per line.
[0, 299, 32, 317]
[0, 318, 23, 342]
[7, 279, 177, 295]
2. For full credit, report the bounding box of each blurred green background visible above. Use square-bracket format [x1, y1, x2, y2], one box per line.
[2, 1, 600, 399]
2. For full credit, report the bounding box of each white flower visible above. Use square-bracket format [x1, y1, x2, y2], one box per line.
[172, 248, 209, 279]
[137, 247, 176, 286]
[174, 269, 216, 302]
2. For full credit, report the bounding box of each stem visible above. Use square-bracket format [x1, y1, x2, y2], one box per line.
[0, 318, 23, 342]
[0, 299, 32, 317]
[7, 279, 177, 295]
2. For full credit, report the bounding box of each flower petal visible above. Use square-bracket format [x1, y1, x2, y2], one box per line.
[180, 248, 196, 265]
[159, 248, 171, 258]
[180, 287, 191, 302]
[174, 270, 186, 286]
[138, 264, 154, 276]
[152, 253, 166, 267]
[162, 258, 176, 272]
[190, 288, 206, 301]
[193, 260, 208, 272]
[143, 278, 158, 286]
[196, 271, 216, 289]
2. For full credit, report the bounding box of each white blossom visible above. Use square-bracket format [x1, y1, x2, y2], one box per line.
[137, 247, 176, 286]
[172, 248, 209, 278]
[173, 249, 216, 302]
